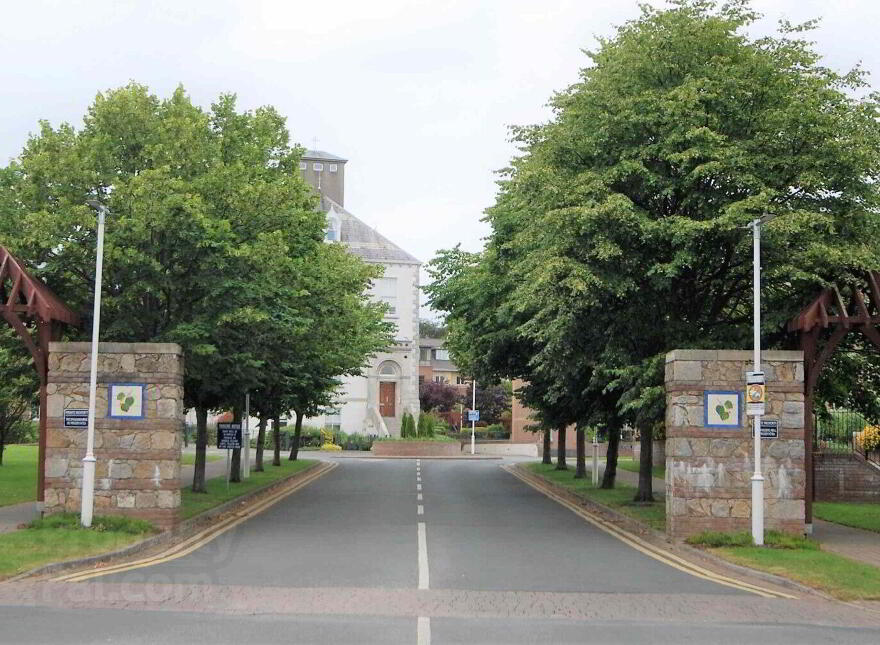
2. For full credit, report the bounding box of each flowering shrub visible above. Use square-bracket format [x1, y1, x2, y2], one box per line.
[854, 425, 880, 452]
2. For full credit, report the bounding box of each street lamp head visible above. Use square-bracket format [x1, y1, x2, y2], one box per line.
[85, 199, 109, 215]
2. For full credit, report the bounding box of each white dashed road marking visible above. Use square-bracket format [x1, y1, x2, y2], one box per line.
[417, 616, 431, 645]
[417, 521, 429, 589]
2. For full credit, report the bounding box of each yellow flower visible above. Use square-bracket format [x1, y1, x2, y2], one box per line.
[854, 425, 880, 452]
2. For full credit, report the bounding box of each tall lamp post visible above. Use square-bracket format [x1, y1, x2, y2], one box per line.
[749, 213, 779, 546]
[81, 199, 109, 528]
[471, 379, 476, 456]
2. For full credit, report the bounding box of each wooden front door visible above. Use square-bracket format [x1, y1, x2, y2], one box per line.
[379, 381, 396, 418]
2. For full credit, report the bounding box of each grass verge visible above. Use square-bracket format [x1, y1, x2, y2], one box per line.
[814, 501, 880, 533]
[615, 457, 665, 480]
[180, 458, 318, 519]
[686, 529, 880, 600]
[180, 452, 224, 465]
[526, 462, 665, 531]
[0, 512, 156, 579]
[0, 445, 38, 507]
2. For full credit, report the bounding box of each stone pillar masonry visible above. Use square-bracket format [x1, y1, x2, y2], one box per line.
[45, 342, 184, 530]
[665, 350, 805, 539]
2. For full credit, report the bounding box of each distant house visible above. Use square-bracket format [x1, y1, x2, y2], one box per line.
[300, 150, 421, 437]
[417, 338, 470, 390]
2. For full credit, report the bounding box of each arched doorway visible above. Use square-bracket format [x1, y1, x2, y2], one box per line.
[377, 360, 400, 419]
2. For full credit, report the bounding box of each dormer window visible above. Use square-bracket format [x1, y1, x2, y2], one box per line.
[325, 213, 341, 242]
[299, 161, 307, 170]
[329, 164, 338, 173]
[313, 162, 324, 171]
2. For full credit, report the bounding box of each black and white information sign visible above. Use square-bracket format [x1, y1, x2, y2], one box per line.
[63, 408, 89, 428]
[217, 422, 242, 450]
[760, 419, 779, 440]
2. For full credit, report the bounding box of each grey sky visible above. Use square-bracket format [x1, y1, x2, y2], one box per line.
[2, 1, 878, 318]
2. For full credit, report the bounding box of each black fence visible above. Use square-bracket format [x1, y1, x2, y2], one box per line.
[814, 408, 879, 465]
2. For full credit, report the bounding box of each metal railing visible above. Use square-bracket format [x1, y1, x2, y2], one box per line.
[814, 408, 879, 466]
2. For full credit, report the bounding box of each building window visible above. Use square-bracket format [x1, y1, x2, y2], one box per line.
[373, 277, 397, 315]
[313, 162, 324, 171]
[325, 215, 340, 242]
[456, 376, 467, 385]
[379, 361, 399, 376]
[299, 161, 307, 170]
[433, 375, 447, 384]
[419, 348, 430, 361]
[419, 375, 425, 384]
[435, 349, 450, 361]
[329, 164, 338, 173]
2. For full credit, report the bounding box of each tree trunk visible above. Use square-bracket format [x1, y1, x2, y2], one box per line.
[191, 406, 208, 493]
[633, 425, 655, 502]
[0, 427, 6, 466]
[289, 409, 303, 461]
[574, 426, 586, 479]
[254, 416, 267, 472]
[229, 408, 242, 483]
[600, 425, 620, 489]
[555, 424, 568, 470]
[542, 428, 552, 465]
[272, 414, 281, 466]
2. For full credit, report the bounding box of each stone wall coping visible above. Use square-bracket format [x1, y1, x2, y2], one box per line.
[666, 349, 804, 363]
[49, 342, 183, 355]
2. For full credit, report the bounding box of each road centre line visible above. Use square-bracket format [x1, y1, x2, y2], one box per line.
[53, 461, 338, 583]
[417, 493, 423, 501]
[417, 483, 422, 491]
[417, 505, 424, 515]
[502, 465, 796, 599]
[417, 616, 431, 645]
[417, 521, 429, 590]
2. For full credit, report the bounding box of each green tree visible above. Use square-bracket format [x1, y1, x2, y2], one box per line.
[0, 327, 37, 465]
[429, 0, 880, 503]
[0, 83, 323, 491]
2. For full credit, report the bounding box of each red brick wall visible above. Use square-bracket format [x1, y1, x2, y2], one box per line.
[815, 453, 880, 501]
[372, 441, 462, 457]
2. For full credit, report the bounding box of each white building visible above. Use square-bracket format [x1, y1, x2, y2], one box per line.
[299, 150, 421, 437]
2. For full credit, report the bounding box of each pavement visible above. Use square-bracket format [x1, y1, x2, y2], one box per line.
[813, 518, 880, 568]
[2, 456, 880, 644]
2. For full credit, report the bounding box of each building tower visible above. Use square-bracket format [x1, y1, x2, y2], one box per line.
[299, 149, 348, 207]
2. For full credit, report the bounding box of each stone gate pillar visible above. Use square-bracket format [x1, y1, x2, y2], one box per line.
[665, 350, 805, 539]
[45, 342, 184, 529]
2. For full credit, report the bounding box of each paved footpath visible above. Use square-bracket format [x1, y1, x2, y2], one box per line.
[2, 457, 880, 644]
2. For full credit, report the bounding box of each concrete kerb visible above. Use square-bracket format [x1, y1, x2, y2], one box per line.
[509, 463, 822, 599]
[4, 460, 326, 583]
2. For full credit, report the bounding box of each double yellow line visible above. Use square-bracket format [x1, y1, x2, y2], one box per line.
[503, 465, 797, 599]
[54, 461, 338, 583]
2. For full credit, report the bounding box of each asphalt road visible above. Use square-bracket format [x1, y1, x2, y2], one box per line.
[3, 457, 880, 644]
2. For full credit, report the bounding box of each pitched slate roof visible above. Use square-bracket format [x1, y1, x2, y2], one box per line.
[323, 196, 420, 265]
[303, 149, 348, 162]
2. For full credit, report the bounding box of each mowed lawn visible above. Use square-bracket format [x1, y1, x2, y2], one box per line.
[0, 446, 226, 506]
[180, 458, 318, 519]
[181, 452, 223, 465]
[814, 501, 880, 533]
[527, 462, 666, 531]
[0, 445, 38, 507]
